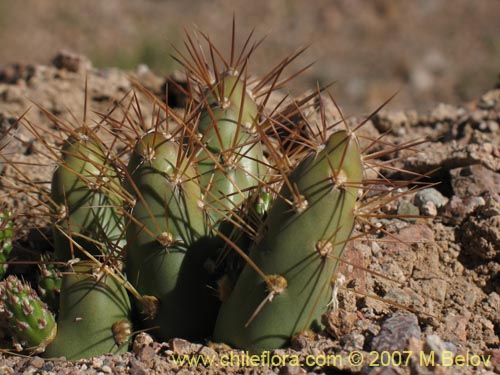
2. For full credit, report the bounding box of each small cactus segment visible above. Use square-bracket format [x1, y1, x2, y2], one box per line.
[197, 72, 265, 228]
[51, 130, 125, 261]
[213, 131, 363, 351]
[43, 261, 132, 360]
[37, 256, 62, 312]
[0, 211, 14, 279]
[254, 188, 273, 218]
[126, 131, 218, 340]
[0, 275, 57, 353]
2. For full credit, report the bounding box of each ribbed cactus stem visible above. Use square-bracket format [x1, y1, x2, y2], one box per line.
[214, 131, 363, 351]
[126, 131, 218, 340]
[0, 275, 57, 353]
[51, 129, 125, 261]
[43, 261, 132, 360]
[197, 72, 265, 229]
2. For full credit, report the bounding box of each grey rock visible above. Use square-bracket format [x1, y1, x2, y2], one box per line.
[340, 333, 365, 351]
[424, 334, 456, 363]
[397, 201, 419, 222]
[371, 314, 421, 353]
[414, 188, 449, 209]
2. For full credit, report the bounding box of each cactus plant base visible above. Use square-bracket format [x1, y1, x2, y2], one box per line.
[42, 262, 132, 361]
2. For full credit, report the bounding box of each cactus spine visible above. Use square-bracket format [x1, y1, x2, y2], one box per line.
[213, 131, 363, 351]
[126, 131, 218, 340]
[0, 275, 56, 353]
[51, 129, 125, 261]
[43, 261, 131, 360]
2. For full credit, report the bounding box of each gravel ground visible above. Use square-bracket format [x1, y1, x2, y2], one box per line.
[0, 53, 498, 374]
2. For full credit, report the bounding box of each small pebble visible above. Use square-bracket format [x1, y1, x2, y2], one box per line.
[169, 337, 189, 353]
[133, 332, 154, 354]
[130, 359, 147, 375]
[101, 365, 112, 374]
[30, 357, 44, 369]
[422, 201, 437, 216]
[414, 188, 448, 209]
[424, 334, 456, 362]
[339, 333, 364, 351]
[92, 358, 103, 368]
[397, 201, 419, 222]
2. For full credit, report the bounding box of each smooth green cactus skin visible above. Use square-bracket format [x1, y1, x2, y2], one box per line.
[43, 262, 131, 361]
[0, 211, 14, 279]
[255, 188, 273, 218]
[203, 73, 258, 131]
[213, 131, 363, 352]
[126, 132, 218, 340]
[0, 275, 57, 353]
[197, 73, 264, 228]
[51, 132, 125, 261]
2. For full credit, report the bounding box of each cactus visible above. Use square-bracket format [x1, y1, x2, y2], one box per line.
[0, 211, 14, 279]
[0, 275, 57, 353]
[213, 130, 363, 351]
[125, 131, 219, 340]
[43, 261, 132, 360]
[37, 255, 62, 312]
[0, 24, 430, 361]
[51, 128, 125, 261]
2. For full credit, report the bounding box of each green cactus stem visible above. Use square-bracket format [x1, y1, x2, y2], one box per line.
[0, 275, 57, 353]
[0, 211, 14, 279]
[51, 129, 125, 261]
[126, 131, 218, 340]
[197, 72, 265, 229]
[213, 130, 363, 352]
[254, 187, 273, 218]
[43, 261, 132, 360]
[217, 187, 275, 297]
[37, 255, 62, 312]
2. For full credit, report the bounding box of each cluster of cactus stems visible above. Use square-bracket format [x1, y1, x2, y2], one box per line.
[0, 25, 429, 359]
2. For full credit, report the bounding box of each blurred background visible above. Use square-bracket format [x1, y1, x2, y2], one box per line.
[1, 0, 500, 114]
